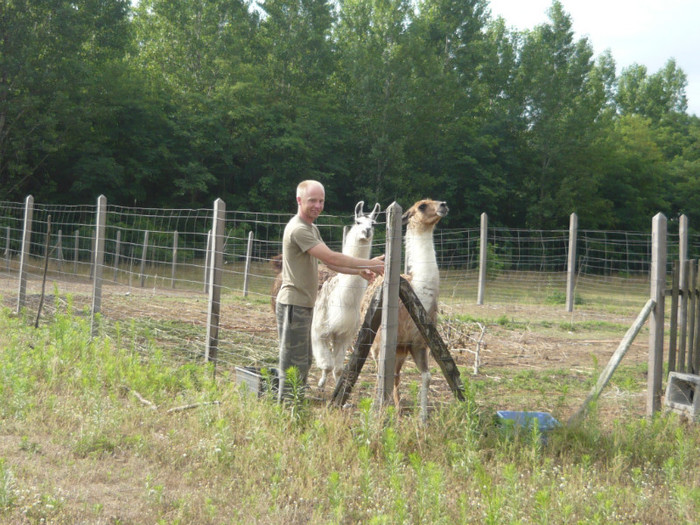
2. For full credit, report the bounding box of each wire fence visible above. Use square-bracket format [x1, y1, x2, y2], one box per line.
[0, 198, 687, 375]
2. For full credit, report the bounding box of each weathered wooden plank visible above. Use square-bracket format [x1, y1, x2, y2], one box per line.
[331, 285, 383, 406]
[398, 277, 465, 401]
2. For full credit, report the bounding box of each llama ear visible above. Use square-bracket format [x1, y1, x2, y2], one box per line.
[369, 203, 381, 221]
[402, 209, 413, 225]
[355, 201, 365, 219]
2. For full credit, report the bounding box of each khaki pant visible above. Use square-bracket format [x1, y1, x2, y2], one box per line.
[276, 302, 313, 402]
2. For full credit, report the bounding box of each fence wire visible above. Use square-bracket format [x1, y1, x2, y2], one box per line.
[0, 199, 687, 376]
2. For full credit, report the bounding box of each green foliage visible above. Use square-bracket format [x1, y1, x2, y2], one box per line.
[1, 305, 700, 523]
[2, 0, 699, 230]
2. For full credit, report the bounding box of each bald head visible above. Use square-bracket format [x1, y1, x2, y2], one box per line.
[297, 180, 325, 199]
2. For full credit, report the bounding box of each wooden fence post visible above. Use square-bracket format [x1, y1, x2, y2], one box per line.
[205, 198, 226, 363]
[686, 259, 700, 374]
[171, 230, 178, 288]
[688, 261, 697, 371]
[139, 230, 149, 288]
[679, 214, 688, 288]
[56, 229, 64, 272]
[73, 229, 79, 275]
[243, 231, 253, 297]
[113, 229, 121, 283]
[477, 212, 487, 305]
[647, 212, 666, 416]
[89, 233, 95, 279]
[203, 229, 212, 293]
[4, 225, 10, 271]
[668, 261, 680, 373]
[376, 201, 401, 407]
[566, 212, 578, 312]
[16, 195, 33, 313]
[91, 195, 107, 335]
[679, 259, 690, 372]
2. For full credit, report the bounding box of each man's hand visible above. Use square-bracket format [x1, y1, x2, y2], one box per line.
[359, 269, 375, 282]
[368, 254, 385, 276]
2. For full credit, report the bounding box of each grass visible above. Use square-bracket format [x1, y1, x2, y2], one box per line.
[1, 303, 699, 524]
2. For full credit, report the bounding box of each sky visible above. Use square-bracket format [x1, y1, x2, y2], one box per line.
[487, 0, 700, 116]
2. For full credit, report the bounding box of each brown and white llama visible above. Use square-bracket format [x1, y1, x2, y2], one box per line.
[365, 199, 448, 415]
[312, 201, 381, 387]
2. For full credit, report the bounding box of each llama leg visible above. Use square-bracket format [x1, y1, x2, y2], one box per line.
[393, 372, 402, 408]
[318, 369, 328, 389]
[420, 370, 431, 422]
[392, 351, 408, 408]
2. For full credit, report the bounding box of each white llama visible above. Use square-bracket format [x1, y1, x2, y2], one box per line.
[312, 201, 381, 388]
[366, 199, 448, 415]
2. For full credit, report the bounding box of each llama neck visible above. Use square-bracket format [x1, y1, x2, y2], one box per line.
[337, 233, 372, 296]
[343, 236, 372, 260]
[405, 229, 439, 311]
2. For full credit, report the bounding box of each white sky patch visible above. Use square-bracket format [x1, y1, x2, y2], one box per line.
[488, 0, 700, 116]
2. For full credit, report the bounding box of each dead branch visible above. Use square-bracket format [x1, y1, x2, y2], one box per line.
[166, 401, 221, 414]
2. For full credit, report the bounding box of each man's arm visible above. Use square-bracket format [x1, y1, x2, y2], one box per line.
[308, 242, 385, 276]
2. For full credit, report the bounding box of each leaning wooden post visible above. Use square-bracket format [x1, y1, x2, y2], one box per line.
[4, 225, 10, 271]
[647, 212, 666, 416]
[376, 201, 402, 407]
[477, 212, 487, 305]
[113, 229, 121, 283]
[16, 195, 34, 313]
[91, 195, 107, 336]
[398, 277, 465, 401]
[332, 286, 384, 406]
[205, 199, 226, 364]
[243, 231, 254, 297]
[566, 212, 578, 312]
[570, 298, 655, 424]
[171, 230, 178, 289]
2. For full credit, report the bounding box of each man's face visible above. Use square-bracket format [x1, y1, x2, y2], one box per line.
[298, 184, 325, 222]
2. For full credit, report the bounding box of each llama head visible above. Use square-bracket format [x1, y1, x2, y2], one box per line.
[402, 199, 449, 233]
[351, 201, 381, 243]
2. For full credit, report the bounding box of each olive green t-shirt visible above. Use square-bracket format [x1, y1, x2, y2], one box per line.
[276, 215, 323, 308]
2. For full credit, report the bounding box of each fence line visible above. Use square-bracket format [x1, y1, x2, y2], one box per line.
[1, 198, 694, 414]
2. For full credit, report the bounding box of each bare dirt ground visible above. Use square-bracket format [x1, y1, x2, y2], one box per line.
[0, 272, 650, 424]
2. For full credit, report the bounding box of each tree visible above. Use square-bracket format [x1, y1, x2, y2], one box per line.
[512, 1, 611, 228]
[617, 59, 688, 121]
[0, 0, 131, 200]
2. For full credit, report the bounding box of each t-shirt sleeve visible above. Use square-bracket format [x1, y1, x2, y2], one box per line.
[292, 225, 322, 253]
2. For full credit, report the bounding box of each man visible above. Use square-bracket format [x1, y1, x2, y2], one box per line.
[276, 180, 385, 402]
